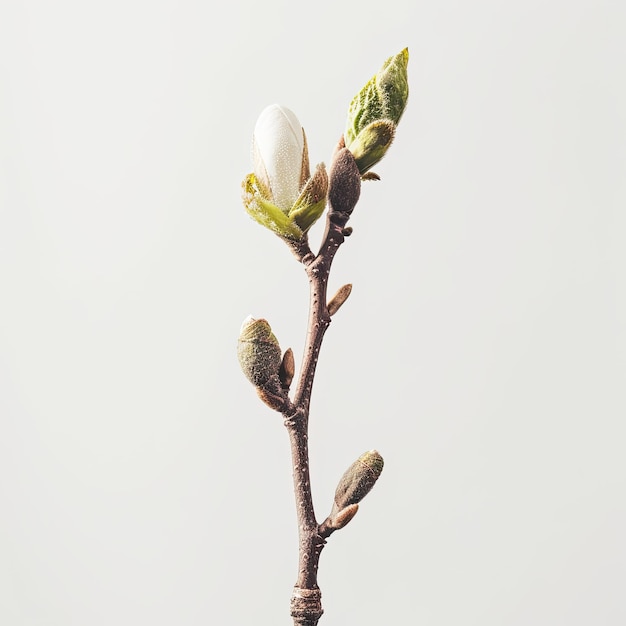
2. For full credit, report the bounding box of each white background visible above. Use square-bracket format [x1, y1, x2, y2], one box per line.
[1, 1, 624, 624]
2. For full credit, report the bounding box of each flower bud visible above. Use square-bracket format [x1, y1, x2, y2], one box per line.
[242, 104, 328, 240]
[237, 316, 282, 387]
[344, 49, 409, 174]
[333, 450, 384, 511]
[253, 104, 309, 212]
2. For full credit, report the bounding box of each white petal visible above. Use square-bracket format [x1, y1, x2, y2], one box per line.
[253, 104, 304, 211]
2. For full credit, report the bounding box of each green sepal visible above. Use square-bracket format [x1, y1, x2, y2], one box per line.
[348, 119, 396, 175]
[290, 197, 326, 234]
[288, 163, 328, 233]
[242, 173, 304, 240]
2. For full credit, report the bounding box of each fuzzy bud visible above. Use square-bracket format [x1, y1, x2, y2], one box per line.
[333, 450, 384, 511]
[328, 147, 361, 216]
[237, 316, 282, 387]
[344, 49, 409, 174]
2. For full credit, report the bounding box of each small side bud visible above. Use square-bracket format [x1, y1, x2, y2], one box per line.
[328, 148, 361, 216]
[331, 503, 359, 530]
[237, 316, 282, 387]
[320, 451, 383, 537]
[279, 348, 295, 390]
[327, 284, 352, 316]
[333, 450, 384, 511]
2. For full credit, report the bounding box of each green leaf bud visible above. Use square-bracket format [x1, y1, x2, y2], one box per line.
[237, 316, 282, 387]
[344, 48, 409, 174]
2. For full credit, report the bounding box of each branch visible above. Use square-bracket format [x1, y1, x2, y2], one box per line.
[237, 48, 409, 626]
[282, 145, 363, 626]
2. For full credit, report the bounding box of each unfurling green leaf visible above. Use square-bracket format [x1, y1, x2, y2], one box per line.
[344, 49, 409, 174]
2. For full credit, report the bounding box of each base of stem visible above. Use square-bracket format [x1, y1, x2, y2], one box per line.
[290, 587, 323, 626]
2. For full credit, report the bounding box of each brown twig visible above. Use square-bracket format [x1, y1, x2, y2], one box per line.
[282, 145, 361, 626]
[240, 48, 408, 625]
